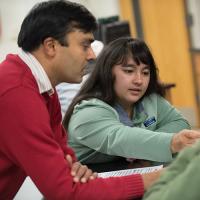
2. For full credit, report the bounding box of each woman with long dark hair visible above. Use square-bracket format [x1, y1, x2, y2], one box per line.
[63, 37, 199, 165]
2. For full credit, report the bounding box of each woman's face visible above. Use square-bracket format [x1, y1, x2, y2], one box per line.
[112, 56, 150, 109]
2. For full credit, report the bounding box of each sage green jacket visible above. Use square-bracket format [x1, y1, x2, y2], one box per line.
[68, 94, 190, 164]
[143, 140, 200, 200]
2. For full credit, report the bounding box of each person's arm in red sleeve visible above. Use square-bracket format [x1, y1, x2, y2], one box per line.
[1, 87, 144, 200]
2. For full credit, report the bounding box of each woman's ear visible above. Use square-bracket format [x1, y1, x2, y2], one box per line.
[42, 37, 57, 57]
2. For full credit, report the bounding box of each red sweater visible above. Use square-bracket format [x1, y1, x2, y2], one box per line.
[0, 54, 144, 200]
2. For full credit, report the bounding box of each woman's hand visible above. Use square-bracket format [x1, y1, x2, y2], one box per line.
[171, 129, 200, 153]
[66, 154, 98, 183]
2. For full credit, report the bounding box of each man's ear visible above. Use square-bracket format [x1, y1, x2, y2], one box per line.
[42, 37, 57, 57]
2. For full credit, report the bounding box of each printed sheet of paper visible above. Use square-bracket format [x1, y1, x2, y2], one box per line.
[98, 165, 163, 178]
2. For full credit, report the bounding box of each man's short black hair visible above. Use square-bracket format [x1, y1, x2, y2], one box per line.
[18, 0, 97, 52]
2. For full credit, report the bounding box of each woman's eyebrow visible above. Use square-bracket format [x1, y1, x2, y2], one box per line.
[122, 63, 136, 67]
[143, 65, 150, 70]
[122, 64, 150, 70]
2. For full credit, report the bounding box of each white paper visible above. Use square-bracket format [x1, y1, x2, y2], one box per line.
[98, 165, 163, 178]
[14, 177, 43, 200]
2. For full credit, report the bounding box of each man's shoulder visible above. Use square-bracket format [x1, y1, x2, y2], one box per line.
[0, 54, 37, 96]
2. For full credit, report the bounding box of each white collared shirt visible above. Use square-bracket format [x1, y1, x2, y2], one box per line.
[18, 50, 54, 95]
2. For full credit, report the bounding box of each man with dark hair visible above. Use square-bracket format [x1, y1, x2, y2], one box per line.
[0, 1, 160, 199]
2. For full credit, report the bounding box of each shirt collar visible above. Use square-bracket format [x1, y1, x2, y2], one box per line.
[18, 50, 54, 95]
[114, 103, 134, 126]
[114, 102, 148, 126]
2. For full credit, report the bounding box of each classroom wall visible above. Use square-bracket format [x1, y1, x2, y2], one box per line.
[119, 0, 137, 37]
[186, 0, 200, 49]
[0, 0, 120, 61]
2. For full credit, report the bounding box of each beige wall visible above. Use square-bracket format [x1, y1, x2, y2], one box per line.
[119, 0, 137, 37]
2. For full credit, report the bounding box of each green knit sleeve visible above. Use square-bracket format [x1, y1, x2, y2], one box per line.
[143, 141, 200, 200]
